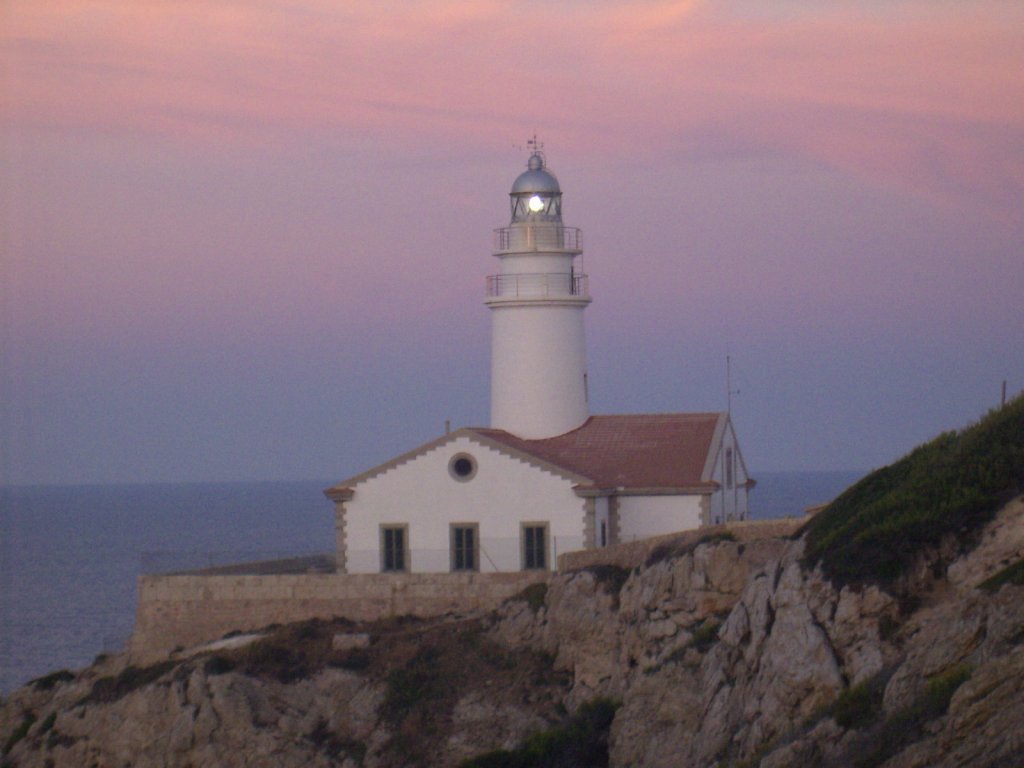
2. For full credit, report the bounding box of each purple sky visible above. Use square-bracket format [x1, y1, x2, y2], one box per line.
[3, 1, 1023, 485]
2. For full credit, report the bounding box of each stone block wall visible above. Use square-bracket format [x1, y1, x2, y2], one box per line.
[130, 570, 547, 664]
[130, 519, 805, 664]
[556, 517, 805, 572]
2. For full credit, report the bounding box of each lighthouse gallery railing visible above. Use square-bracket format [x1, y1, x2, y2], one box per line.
[493, 225, 582, 252]
[486, 272, 589, 298]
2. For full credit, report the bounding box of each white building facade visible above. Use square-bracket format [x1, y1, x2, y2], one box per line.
[325, 149, 753, 574]
[326, 433, 587, 574]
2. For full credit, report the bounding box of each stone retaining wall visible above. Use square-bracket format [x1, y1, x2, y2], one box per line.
[131, 519, 805, 663]
[557, 517, 806, 571]
[130, 570, 546, 663]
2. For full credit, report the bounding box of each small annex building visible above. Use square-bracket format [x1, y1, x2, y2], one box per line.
[325, 143, 753, 575]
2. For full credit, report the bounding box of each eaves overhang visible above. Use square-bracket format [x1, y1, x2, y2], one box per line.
[573, 483, 718, 497]
[324, 426, 595, 494]
[323, 487, 354, 502]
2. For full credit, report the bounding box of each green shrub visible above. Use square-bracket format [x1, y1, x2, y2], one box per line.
[46, 728, 77, 751]
[2, 711, 36, 756]
[373, 620, 568, 766]
[645, 532, 737, 568]
[878, 614, 900, 641]
[239, 640, 305, 682]
[847, 664, 972, 768]
[331, 649, 371, 671]
[690, 620, 722, 653]
[461, 752, 517, 768]
[516, 582, 549, 613]
[203, 655, 236, 676]
[584, 565, 631, 600]
[382, 645, 444, 724]
[307, 718, 366, 762]
[82, 661, 178, 705]
[294, 619, 324, 640]
[921, 664, 972, 717]
[460, 698, 619, 768]
[853, 710, 916, 768]
[805, 395, 1024, 587]
[233, 620, 338, 683]
[28, 670, 74, 692]
[978, 558, 1024, 593]
[831, 676, 885, 729]
[38, 713, 56, 735]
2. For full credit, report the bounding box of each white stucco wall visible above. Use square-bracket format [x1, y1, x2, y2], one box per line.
[489, 303, 590, 439]
[616, 495, 704, 541]
[498, 252, 575, 275]
[707, 419, 750, 524]
[343, 436, 586, 574]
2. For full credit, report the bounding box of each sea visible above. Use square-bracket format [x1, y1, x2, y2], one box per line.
[0, 471, 863, 695]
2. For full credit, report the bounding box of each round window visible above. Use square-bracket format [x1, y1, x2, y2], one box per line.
[448, 453, 477, 482]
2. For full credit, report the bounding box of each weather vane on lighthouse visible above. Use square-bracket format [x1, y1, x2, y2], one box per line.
[515, 133, 546, 164]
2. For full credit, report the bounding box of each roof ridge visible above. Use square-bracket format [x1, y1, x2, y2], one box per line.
[330, 413, 727, 494]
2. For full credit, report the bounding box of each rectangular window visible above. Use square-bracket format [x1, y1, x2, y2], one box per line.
[381, 525, 407, 572]
[522, 524, 548, 570]
[451, 524, 479, 572]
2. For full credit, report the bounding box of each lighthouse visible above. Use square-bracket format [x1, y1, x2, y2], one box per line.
[324, 145, 752, 576]
[486, 147, 592, 439]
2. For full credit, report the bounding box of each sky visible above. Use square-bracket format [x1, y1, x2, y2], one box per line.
[2, 0, 1023, 486]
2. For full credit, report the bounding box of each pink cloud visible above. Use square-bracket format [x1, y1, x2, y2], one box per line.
[4, 2, 1021, 231]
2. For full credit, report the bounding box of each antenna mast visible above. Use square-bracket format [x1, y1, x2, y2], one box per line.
[726, 355, 740, 414]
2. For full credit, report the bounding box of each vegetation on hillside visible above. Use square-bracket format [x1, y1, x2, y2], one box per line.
[843, 664, 973, 768]
[978, 557, 1024, 593]
[804, 394, 1024, 586]
[459, 698, 619, 768]
[216, 616, 569, 767]
[645, 531, 736, 568]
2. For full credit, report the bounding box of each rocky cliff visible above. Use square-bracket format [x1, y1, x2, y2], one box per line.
[3, 494, 1023, 768]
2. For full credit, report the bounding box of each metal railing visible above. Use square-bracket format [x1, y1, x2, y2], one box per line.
[141, 536, 587, 575]
[493, 225, 582, 252]
[486, 272, 589, 299]
[141, 550, 334, 575]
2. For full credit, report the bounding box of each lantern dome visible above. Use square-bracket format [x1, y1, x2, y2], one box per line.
[510, 152, 560, 196]
[509, 151, 563, 221]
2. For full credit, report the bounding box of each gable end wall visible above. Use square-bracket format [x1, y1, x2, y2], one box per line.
[343, 436, 586, 573]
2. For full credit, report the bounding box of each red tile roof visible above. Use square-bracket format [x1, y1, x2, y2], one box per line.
[470, 413, 723, 490]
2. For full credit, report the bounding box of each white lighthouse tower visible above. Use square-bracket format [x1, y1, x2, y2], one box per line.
[486, 145, 591, 438]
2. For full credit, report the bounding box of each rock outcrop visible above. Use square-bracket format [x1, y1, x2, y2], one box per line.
[3, 498, 1023, 767]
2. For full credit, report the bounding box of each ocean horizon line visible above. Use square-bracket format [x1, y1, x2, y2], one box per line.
[1, 468, 869, 492]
